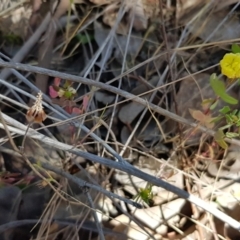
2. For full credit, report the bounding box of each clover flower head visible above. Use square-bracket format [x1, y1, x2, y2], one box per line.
[220, 53, 240, 79]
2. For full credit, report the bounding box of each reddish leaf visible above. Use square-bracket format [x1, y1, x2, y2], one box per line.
[64, 105, 72, 114]
[72, 107, 83, 115]
[64, 106, 83, 115]
[189, 109, 206, 121]
[189, 109, 214, 128]
[54, 77, 61, 86]
[82, 95, 89, 112]
[49, 86, 59, 98]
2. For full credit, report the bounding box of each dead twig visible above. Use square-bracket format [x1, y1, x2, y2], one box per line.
[1, 60, 240, 147]
[1, 113, 240, 231]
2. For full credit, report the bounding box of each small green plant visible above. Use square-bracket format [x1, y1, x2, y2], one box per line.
[50, 78, 77, 100]
[134, 183, 153, 206]
[75, 33, 94, 45]
[210, 74, 238, 105]
[191, 44, 240, 149]
[49, 77, 89, 115]
[3, 34, 23, 45]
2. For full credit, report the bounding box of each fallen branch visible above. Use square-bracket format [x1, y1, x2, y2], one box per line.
[1, 112, 240, 231]
[0, 60, 239, 147]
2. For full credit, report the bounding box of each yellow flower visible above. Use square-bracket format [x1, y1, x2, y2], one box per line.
[220, 53, 240, 79]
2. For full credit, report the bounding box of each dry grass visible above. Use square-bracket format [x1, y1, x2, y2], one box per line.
[1, 1, 240, 240]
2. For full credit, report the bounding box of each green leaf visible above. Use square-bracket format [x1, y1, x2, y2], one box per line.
[225, 114, 233, 123]
[210, 74, 226, 95]
[219, 106, 231, 114]
[232, 109, 238, 115]
[64, 90, 73, 99]
[210, 100, 219, 110]
[210, 116, 224, 123]
[220, 92, 238, 105]
[76, 33, 94, 44]
[226, 132, 239, 138]
[216, 139, 228, 149]
[231, 44, 240, 53]
[202, 98, 214, 104]
[63, 80, 72, 89]
[231, 115, 238, 122]
[214, 129, 228, 149]
[210, 74, 238, 105]
[136, 184, 153, 205]
[216, 129, 225, 137]
[219, 124, 232, 130]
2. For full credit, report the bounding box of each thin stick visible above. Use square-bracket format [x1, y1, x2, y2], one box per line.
[2, 60, 239, 146]
[84, 188, 105, 240]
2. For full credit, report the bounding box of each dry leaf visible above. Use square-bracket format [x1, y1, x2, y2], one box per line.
[102, 5, 129, 34]
[94, 21, 142, 66]
[187, 10, 240, 42]
[100, 0, 159, 32]
[124, 0, 159, 30]
[95, 91, 115, 104]
[82, 95, 89, 112]
[189, 109, 214, 129]
[118, 76, 159, 124]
